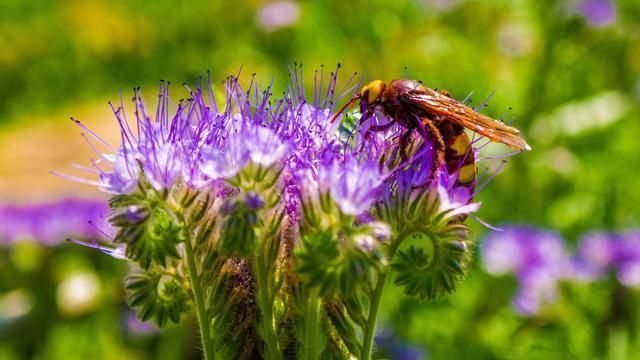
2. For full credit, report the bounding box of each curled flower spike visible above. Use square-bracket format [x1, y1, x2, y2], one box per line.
[57, 66, 522, 359]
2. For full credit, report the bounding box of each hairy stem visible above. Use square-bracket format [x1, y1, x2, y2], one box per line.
[184, 231, 216, 360]
[254, 248, 282, 360]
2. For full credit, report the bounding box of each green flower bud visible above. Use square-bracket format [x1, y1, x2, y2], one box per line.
[126, 269, 189, 327]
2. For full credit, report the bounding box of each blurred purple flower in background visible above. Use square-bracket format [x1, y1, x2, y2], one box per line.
[375, 329, 426, 360]
[0, 199, 109, 246]
[124, 310, 160, 336]
[256, 1, 301, 31]
[483, 226, 640, 315]
[576, 0, 616, 27]
[573, 231, 640, 287]
[482, 227, 571, 315]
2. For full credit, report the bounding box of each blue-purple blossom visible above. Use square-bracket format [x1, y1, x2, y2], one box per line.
[99, 148, 139, 194]
[0, 199, 109, 246]
[140, 142, 182, 191]
[200, 127, 288, 181]
[484, 227, 640, 315]
[482, 227, 571, 315]
[321, 155, 384, 216]
[577, 0, 616, 27]
[245, 127, 289, 167]
[199, 138, 250, 181]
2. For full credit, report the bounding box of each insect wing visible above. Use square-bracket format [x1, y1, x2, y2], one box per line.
[405, 89, 531, 151]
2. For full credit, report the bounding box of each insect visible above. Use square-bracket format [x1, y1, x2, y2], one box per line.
[330, 79, 531, 186]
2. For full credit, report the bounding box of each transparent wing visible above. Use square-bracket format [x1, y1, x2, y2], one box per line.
[406, 89, 531, 151]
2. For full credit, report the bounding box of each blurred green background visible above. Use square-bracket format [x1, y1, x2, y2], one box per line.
[0, 0, 639, 358]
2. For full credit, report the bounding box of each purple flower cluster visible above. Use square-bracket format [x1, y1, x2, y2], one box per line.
[482, 227, 640, 316]
[56, 69, 508, 357]
[0, 198, 109, 246]
[59, 68, 480, 225]
[482, 227, 571, 315]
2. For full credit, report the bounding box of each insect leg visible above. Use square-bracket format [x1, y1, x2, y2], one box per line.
[399, 130, 413, 162]
[417, 117, 446, 186]
[365, 120, 396, 141]
[367, 121, 395, 133]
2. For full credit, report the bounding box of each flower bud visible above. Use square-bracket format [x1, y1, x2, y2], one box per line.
[354, 234, 376, 252]
[369, 222, 391, 242]
[124, 205, 150, 224]
[244, 191, 265, 210]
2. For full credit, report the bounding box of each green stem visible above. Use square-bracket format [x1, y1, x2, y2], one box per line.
[361, 237, 403, 360]
[361, 270, 389, 360]
[184, 232, 216, 360]
[301, 292, 322, 360]
[254, 250, 282, 360]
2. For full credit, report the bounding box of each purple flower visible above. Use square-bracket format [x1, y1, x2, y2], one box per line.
[139, 142, 182, 192]
[573, 231, 640, 287]
[321, 155, 384, 216]
[56, 84, 195, 194]
[200, 127, 288, 181]
[577, 0, 616, 27]
[435, 171, 481, 219]
[0, 199, 110, 246]
[199, 137, 250, 181]
[482, 227, 571, 315]
[99, 148, 140, 194]
[245, 127, 289, 167]
[57, 67, 515, 276]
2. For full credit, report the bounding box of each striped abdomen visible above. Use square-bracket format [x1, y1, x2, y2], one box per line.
[439, 121, 477, 189]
